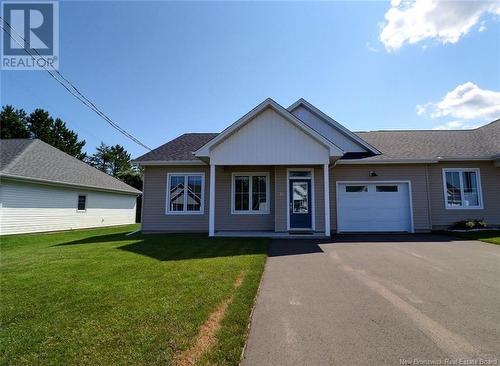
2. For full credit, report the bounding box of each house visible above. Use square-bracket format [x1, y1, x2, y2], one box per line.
[0, 139, 141, 235]
[133, 98, 500, 237]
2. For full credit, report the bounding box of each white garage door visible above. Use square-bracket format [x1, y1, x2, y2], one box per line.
[337, 182, 412, 232]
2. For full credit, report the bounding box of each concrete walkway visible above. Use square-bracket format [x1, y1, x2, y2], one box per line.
[242, 235, 500, 366]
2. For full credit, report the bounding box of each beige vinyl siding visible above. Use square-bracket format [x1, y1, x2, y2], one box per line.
[330, 164, 431, 232]
[214, 166, 274, 231]
[427, 161, 500, 228]
[142, 166, 209, 232]
[210, 109, 330, 165]
[274, 166, 287, 232]
[314, 167, 325, 232]
[0, 180, 136, 235]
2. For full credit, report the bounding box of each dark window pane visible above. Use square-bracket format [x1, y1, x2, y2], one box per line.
[292, 182, 308, 213]
[462, 171, 479, 206]
[376, 186, 398, 192]
[235, 176, 249, 211]
[346, 186, 367, 193]
[289, 171, 311, 178]
[252, 176, 267, 211]
[187, 175, 202, 211]
[445, 171, 461, 206]
[169, 175, 185, 211]
[77, 195, 86, 210]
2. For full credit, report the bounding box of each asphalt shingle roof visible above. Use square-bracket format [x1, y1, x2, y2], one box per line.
[354, 120, 500, 161]
[132, 120, 500, 163]
[1, 139, 141, 194]
[134, 133, 218, 162]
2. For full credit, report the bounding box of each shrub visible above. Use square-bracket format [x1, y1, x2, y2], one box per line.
[449, 219, 487, 230]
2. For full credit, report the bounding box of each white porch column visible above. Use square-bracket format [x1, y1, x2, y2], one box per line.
[209, 163, 216, 237]
[323, 164, 331, 237]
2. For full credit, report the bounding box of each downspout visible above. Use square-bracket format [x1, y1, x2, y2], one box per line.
[140, 166, 146, 231]
[425, 164, 433, 232]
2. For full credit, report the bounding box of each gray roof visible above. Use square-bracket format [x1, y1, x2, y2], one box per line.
[1, 139, 141, 194]
[132, 120, 500, 163]
[354, 120, 500, 161]
[134, 133, 218, 162]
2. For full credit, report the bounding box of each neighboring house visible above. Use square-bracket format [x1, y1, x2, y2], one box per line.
[133, 98, 500, 237]
[0, 139, 141, 235]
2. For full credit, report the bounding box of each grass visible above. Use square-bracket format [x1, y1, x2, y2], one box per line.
[0, 225, 268, 365]
[451, 230, 500, 245]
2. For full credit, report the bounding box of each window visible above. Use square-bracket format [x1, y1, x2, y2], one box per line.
[442, 169, 482, 209]
[346, 185, 367, 193]
[289, 171, 312, 178]
[167, 173, 204, 214]
[376, 185, 398, 192]
[292, 181, 308, 213]
[232, 173, 269, 214]
[77, 195, 86, 211]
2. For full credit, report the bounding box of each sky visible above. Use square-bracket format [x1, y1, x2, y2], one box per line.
[1, 0, 500, 158]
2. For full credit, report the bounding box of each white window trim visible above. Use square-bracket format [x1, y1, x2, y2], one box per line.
[286, 168, 316, 231]
[231, 172, 270, 215]
[166, 172, 205, 215]
[76, 194, 87, 212]
[442, 168, 483, 210]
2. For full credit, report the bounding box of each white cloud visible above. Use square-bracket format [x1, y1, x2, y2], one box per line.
[418, 82, 500, 121]
[379, 0, 500, 50]
[418, 82, 500, 130]
[432, 120, 481, 130]
[415, 104, 427, 115]
[479, 21, 487, 32]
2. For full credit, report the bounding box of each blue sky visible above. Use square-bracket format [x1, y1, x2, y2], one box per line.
[1, 0, 499, 158]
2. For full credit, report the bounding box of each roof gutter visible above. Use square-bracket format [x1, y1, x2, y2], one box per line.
[131, 160, 207, 166]
[336, 156, 496, 165]
[0, 173, 141, 195]
[336, 159, 439, 165]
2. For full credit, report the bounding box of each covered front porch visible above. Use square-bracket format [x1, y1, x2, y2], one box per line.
[192, 99, 345, 238]
[208, 165, 332, 237]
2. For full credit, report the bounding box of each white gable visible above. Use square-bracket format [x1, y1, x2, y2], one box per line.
[210, 108, 330, 165]
[290, 105, 368, 153]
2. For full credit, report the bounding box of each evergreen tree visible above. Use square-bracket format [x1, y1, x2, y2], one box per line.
[0, 105, 30, 139]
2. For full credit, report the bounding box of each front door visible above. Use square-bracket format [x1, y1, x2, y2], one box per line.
[289, 179, 312, 229]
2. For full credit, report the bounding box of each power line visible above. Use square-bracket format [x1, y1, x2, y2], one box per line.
[0, 17, 152, 151]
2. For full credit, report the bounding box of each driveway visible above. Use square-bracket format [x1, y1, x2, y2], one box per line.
[242, 235, 500, 366]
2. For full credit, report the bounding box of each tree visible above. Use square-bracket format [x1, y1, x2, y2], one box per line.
[87, 143, 133, 176]
[87, 142, 113, 173]
[26, 109, 53, 142]
[116, 168, 143, 191]
[50, 118, 86, 160]
[0, 105, 30, 139]
[25, 108, 87, 160]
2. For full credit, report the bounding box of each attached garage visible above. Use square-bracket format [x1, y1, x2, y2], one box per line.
[336, 182, 413, 233]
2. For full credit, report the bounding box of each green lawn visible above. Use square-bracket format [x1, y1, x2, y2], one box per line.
[451, 230, 500, 245]
[0, 225, 268, 366]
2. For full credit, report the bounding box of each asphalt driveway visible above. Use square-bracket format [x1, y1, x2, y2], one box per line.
[242, 234, 500, 366]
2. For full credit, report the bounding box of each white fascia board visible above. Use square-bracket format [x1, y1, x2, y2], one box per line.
[436, 156, 494, 161]
[194, 98, 344, 158]
[336, 159, 438, 165]
[336, 156, 495, 165]
[288, 98, 381, 155]
[131, 160, 207, 166]
[0, 174, 141, 195]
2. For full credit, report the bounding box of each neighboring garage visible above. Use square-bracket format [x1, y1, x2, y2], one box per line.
[336, 182, 413, 232]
